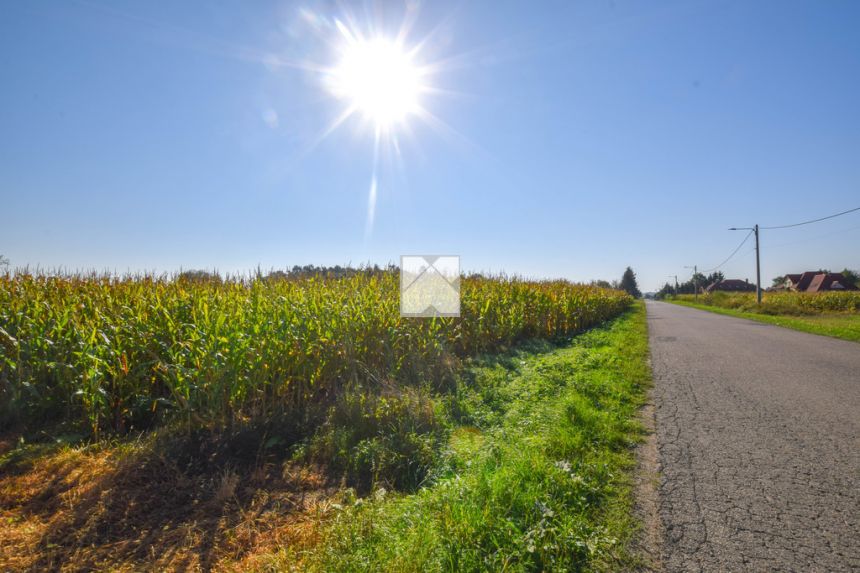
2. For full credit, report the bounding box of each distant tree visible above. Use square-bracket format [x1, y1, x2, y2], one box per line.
[771, 275, 786, 288]
[676, 272, 708, 294]
[841, 268, 859, 287]
[705, 271, 724, 285]
[0, 254, 8, 267]
[591, 279, 613, 289]
[656, 282, 675, 299]
[265, 270, 290, 281]
[177, 269, 222, 284]
[265, 264, 397, 280]
[619, 267, 642, 298]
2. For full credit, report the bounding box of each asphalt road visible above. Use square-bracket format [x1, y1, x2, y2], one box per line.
[646, 301, 860, 572]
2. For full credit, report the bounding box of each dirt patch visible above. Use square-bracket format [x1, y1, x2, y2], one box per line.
[630, 395, 664, 572]
[0, 436, 16, 457]
[0, 434, 341, 572]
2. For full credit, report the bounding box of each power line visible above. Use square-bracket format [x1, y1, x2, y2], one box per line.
[672, 204, 858, 304]
[700, 229, 754, 273]
[766, 223, 860, 250]
[762, 205, 860, 230]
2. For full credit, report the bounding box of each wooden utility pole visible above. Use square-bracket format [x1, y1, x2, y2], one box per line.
[754, 224, 761, 304]
[694, 265, 698, 301]
[684, 265, 698, 300]
[730, 225, 762, 305]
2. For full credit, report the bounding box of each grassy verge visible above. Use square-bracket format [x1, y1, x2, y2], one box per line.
[261, 302, 652, 572]
[669, 299, 860, 343]
[0, 304, 649, 571]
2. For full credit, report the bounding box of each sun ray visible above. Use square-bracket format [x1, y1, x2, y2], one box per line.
[412, 107, 489, 159]
[335, 19, 359, 45]
[282, 104, 360, 173]
[365, 127, 382, 240]
[394, 1, 422, 46]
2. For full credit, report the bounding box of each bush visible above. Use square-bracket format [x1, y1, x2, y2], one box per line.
[308, 384, 443, 491]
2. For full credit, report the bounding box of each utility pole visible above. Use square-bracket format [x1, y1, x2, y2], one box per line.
[729, 225, 762, 304]
[754, 224, 761, 304]
[683, 265, 698, 301]
[694, 265, 698, 301]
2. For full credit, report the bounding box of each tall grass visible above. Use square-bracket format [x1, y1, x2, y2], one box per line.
[0, 271, 630, 438]
[266, 303, 652, 572]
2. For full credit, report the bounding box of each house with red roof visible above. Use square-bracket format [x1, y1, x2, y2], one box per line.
[779, 272, 857, 292]
[705, 279, 757, 293]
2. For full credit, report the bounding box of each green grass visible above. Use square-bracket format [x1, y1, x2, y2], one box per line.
[669, 299, 860, 342]
[261, 303, 652, 572]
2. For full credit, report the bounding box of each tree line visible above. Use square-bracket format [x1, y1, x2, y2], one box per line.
[656, 268, 860, 299]
[656, 271, 725, 299]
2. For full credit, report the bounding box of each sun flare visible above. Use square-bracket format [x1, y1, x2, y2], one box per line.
[307, 13, 461, 239]
[329, 34, 422, 129]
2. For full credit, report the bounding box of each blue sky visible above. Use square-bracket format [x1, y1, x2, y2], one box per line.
[2, 0, 859, 291]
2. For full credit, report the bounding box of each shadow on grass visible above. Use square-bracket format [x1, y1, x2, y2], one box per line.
[1, 424, 339, 572]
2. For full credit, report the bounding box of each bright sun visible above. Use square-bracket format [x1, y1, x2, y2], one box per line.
[329, 37, 421, 128]
[313, 15, 449, 238]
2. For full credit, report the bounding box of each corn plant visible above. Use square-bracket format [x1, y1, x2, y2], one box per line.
[0, 271, 631, 436]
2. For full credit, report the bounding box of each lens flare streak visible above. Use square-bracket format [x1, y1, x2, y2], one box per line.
[365, 127, 381, 241]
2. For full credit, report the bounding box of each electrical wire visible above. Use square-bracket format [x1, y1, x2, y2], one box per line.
[700, 229, 754, 273]
[762, 205, 860, 230]
[675, 206, 858, 283]
[765, 223, 860, 250]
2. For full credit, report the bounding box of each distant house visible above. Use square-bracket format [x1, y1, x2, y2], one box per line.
[783, 274, 803, 290]
[806, 272, 857, 292]
[705, 279, 756, 293]
[785, 272, 818, 291]
[781, 271, 857, 292]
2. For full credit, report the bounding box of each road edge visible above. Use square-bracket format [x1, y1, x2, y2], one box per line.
[628, 303, 663, 572]
[629, 383, 664, 571]
[664, 299, 860, 344]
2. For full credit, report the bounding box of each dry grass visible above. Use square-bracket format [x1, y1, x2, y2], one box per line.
[0, 434, 341, 572]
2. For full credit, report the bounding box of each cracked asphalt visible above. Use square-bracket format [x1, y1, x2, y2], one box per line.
[646, 301, 860, 572]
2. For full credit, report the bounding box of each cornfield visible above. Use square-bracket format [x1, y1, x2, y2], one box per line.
[0, 272, 631, 437]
